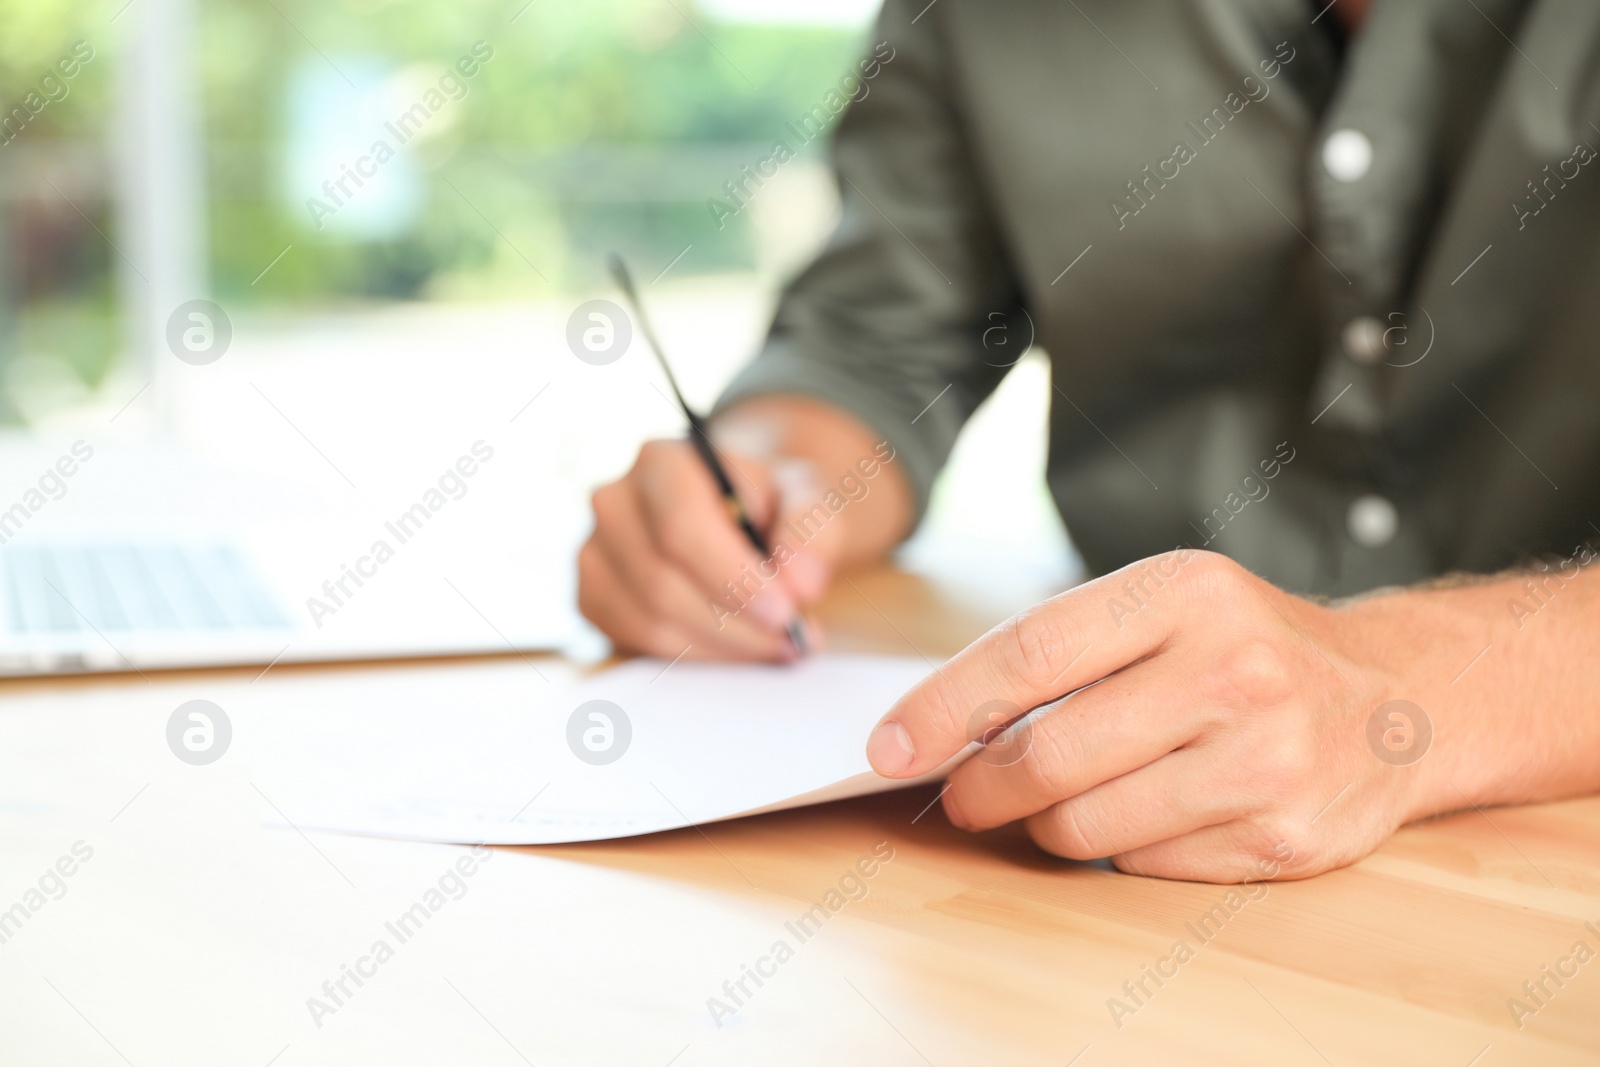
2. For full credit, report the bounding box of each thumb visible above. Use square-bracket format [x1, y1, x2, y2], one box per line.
[766, 459, 847, 606]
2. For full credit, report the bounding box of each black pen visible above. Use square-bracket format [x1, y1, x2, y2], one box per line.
[606, 253, 809, 656]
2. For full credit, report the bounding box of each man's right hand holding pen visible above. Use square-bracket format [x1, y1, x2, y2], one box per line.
[578, 396, 913, 662]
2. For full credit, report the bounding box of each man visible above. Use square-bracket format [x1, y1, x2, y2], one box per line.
[579, 0, 1600, 883]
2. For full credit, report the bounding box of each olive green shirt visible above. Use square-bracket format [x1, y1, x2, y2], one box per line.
[717, 0, 1600, 596]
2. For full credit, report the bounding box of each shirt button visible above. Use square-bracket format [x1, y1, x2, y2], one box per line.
[1341, 316, 1386, 364]
[1347, 494, 1398, 548]
[1323, 129, 1373, 182]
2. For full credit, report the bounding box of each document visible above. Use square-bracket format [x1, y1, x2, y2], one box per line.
[282, 653, 953, 844]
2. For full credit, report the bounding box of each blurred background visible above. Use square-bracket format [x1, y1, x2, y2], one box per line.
[1, 0, 1071, 602]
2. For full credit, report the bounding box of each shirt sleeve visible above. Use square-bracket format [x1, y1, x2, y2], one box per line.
[712, 0, 1022, 527]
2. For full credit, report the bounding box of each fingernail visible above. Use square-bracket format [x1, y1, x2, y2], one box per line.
[748, 589, 797, 632]
[867, 721, 914, 776]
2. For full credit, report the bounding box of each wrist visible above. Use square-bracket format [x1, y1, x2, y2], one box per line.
[711, 395, 913, 561]
[1332, 583, 1504, 822]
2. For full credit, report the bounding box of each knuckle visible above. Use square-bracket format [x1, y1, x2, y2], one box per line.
[925, 682, 981, 752]
[636, 438, 678, 467]
[1272, 730, 1318, 779]
[1003, 607, 1080, 688]
[1250, 733, 1317, 798]
[1207, 638, 1295, 708]
[1244, 815, 1311, 870]
[1031, 803, 1102, 860]
[1145, 548, 1193, 582]
[1179, 550, 1248, 597]
[1017, 716, 1078, 796]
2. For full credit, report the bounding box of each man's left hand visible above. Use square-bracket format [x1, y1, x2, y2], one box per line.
[865, 550, 1433, 883]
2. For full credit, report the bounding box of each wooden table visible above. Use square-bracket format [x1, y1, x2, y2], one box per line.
[2, 565, 1597, 1065]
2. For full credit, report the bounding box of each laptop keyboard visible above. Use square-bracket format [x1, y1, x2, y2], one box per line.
[2, 543, 292, 634]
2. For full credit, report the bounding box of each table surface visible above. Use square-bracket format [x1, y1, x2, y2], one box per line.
[2, 563, 1597, 1066]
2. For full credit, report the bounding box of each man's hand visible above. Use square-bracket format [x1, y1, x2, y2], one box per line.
[579, 397, 914, 662]
[579, 439, 840, 662]
[866, 550, 1432, 883]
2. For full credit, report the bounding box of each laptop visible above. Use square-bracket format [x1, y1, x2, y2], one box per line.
[0, 440, 581, 676]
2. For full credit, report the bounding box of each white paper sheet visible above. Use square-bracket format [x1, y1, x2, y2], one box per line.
[282, 653, 956, 844]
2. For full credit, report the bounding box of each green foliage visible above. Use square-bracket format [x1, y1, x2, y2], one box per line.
[3, 0, 868, 419]
[199, 0, 865, 303]
[0, 0, 107, 132]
